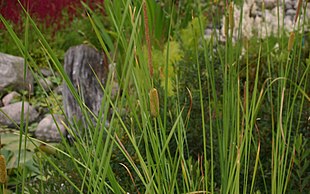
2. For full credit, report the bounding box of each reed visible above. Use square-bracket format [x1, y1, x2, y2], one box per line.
[0, 0, 309, 193]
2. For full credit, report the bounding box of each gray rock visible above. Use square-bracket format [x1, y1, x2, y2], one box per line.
[293, 1, 299, 9]
[0, 101, 39, 127]
[286, 9, 296, 16]
[284, 16, 294, 27]
[205, 28, 213, 37]
[40, 68, 53, 77]
[285, 0, 294, 5]
[260, 0, 276, 9]
[62, 44, 108, 127]
[0, 53, 34, 92]
[53, 85, 63, 95]
[285, 3, 293, 10]
[35, 114, 67, 142]
[2, 91, 20, 106]
[38, 77, 53, 91]
[204, 0, 309, 41]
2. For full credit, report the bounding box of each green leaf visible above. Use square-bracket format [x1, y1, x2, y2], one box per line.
[1, 133, 39, 169]
[180, 17, 204, 49]
[164, 41, 183, 65]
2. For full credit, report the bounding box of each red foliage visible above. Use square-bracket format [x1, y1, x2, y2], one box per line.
[0, 0, 104, 29]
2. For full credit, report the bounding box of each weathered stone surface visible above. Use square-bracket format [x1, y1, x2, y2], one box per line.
[35, 114, 67, 142]
[0, 102, 39, 127]
[40, 68, 53, 77]
[2, 91, 20, 106]
[205, 0, 310, 42]
[38, 77, 53, 91]
[0, 53, 33, 92]
[53, 85, 63, 95]
[62, 44, 108, 126]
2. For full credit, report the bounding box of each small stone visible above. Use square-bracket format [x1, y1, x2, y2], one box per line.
[40, 68, 53, 77]
[53, 85, 63, 95]
[284, 15, 294, 25]
[264, 0, 277, 9]
[285, 22, 294, 32]
[255, 11, 263, 18]
[0, 102, 39, 127]
[35, 114, 67, 142]
[205, 28, 213, 37]
[2, 91, 20, 106]
[38, 78, 53, 91]
[285, 3, 293, 10]
[294, 1, 299, 9]
[286, 9, 296, 16]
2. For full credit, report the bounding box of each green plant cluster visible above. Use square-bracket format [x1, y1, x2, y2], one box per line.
[0, 0, 309, 193]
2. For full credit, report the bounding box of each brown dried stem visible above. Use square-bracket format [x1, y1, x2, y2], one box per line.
[142, 0, 153, 78]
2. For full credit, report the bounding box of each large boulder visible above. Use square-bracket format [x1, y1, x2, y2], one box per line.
[62, 44, 108, 126]
[0, 101, 39, 127]
[0, 52, 34, 93]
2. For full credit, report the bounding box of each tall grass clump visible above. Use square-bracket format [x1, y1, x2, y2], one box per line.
[0, 0, 309, 193]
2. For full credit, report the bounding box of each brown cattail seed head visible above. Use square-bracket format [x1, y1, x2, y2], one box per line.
[149, 88, 159, 117]
[288, 31, 295, 52]
[229, 2, 234, 35]
[39, 144, 57, 155]
[0, 155, 7, 184]
[224, 13, 229, 37]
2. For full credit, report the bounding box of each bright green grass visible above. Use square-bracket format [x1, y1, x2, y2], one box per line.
[0, 0, 309, 193]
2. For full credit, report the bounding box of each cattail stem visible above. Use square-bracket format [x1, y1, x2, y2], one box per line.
[142, 1, 153, 77]
[294, 0, 302, 24]
[224, 13, 229, 38]
[229, 2, 234, 36]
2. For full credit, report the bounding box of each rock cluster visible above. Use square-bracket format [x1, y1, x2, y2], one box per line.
[205, 0, 310, 42]
[0, 52, 66, 142]
[0, 102, 39, 127]
[0, 45, 117, 142]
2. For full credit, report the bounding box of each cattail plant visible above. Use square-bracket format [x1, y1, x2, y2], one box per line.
[229, 2, 234, 36]
[288, 31, 295, 52]
[294, 0, 302, 24]
[143, 0, 153, 77]
[224, 13, 229, 37]
[0, 155, 7, 184]
[149, 88, 159, 117]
